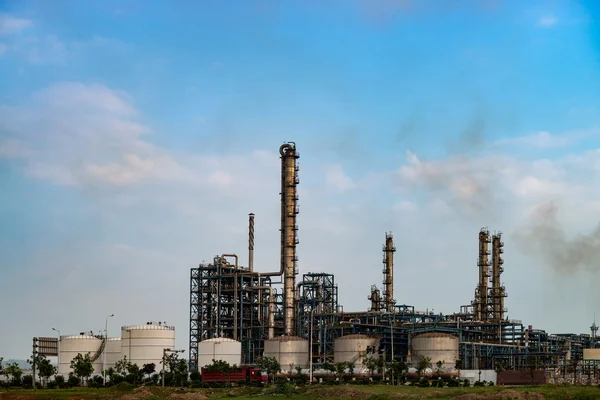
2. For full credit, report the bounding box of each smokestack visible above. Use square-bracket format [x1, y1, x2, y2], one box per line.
[248, 213, 254, 272]
[383, 233, 396, 312]
[279, 142, 299, 336]
[490, 232, 505, 321]
[474, 228, 491, 321]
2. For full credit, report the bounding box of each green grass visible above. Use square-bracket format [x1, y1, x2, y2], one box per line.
[1, 384, 599, 400]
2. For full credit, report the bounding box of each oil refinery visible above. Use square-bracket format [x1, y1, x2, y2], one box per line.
[42, 141, 600, 382]
[188, 141, 600, 378]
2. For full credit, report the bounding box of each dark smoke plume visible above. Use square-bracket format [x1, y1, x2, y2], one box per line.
[515, 202, 600, 273]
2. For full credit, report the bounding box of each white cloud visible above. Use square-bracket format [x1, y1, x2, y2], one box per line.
[538, 15, 558, 27]
[324, 164, 356, 191]
[0, 15, 32, 35]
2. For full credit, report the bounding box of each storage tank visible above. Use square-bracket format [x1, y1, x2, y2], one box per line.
[334, 334, 378, 369]
[411, 332, 458, 369]
[104, 338, 122, 370]
[58, 334, 104, 376]
[263, 336, 309, 372]
[121, 323, 175, 368]
[197, 338, 241, 368]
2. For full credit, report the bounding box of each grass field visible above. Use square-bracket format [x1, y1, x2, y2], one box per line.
[1, 384, 599, 400]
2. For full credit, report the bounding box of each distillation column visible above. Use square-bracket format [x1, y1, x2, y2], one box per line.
[474, 228, 491, 321]
[248, 213, 255, 272]
[490, 232, 506, 321]
[280, 143, 300, 336]
[383, 233, 396, 312]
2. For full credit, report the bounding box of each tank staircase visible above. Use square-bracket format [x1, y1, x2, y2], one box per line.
[348, 336, 382, 365]
[90, 338, 107, 362]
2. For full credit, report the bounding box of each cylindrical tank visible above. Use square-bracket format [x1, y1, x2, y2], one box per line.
[197, 338, 242, 368]
[121, 324, 175, 368]
[334, 334, 378, 369]
[58, 335, 104, 376]
[263, 336, 308, 372]
[104, 338, 122, 370]
[411, 332, 459, 369]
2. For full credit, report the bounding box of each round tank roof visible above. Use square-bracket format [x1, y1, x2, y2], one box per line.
[336, 333, 375, 340]
[201, 338, 239, 343]
[267, 335, 308, 342]
[412, 332, 457, 339]
[121, 324, 175, 331]
[60, 335, 101, 340]
[107, 337, 121, 341]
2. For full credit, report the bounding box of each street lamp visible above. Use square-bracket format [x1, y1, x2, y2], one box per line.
[103, 314, 114, 387]
[52, 328, 61, 376]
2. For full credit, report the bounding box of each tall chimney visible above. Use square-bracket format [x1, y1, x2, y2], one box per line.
[279, 142, 299, 336]
[248, 213, 255, 272]
[383, 233, 396, 312]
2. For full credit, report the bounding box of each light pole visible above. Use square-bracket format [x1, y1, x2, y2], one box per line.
[103, 314, 114, 387]
[52, 328, 61, 376]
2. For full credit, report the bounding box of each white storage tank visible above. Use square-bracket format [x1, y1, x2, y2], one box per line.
[58, 334, 104, 376]
[104, 338, 122, 370]
[197, 338, 241, 368]
[263, 336, 309, 372]
[334, 334, 378, 369]
[121, 323, 175, 368]
[411, 332, 459, 369]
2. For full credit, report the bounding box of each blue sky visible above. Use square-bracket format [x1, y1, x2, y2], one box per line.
[1, 0, 600, 360]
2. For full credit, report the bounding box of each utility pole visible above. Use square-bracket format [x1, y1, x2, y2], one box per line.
[103, 314, 114, 387]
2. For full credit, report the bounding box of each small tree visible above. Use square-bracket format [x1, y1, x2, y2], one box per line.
[142, 363, 156, 382]
[258, 356, 281, 384]
[5, 362, 23, 385]
[70, 353, 94, 385]
[436, 360, 444, 377]
[363, 356, 377, 378]
[416, 356, 432, 377]
[38, 358, 57, 387]
[334, 362, 347, 382]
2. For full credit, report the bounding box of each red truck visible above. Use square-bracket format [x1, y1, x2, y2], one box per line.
[200, 366, 268, 384]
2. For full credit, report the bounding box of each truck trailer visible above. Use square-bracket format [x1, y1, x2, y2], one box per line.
[200, 367, 268, 384]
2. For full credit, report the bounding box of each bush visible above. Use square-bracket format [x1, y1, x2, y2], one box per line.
[417, 378, 430, 387]
[22, 375, 33, 386]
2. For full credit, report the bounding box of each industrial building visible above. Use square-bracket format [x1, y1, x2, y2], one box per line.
[189, 141, 600, 381]
[55, 322, 175, 377]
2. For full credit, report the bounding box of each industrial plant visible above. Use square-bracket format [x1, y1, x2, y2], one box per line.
[188, 142, 600, 381]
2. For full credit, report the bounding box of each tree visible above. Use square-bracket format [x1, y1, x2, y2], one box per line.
[38, 358, 57, 387]
[334, 362, 348, 382]
[0, 357, 3, 377]
[416, 356, 432, 377]
[70, 353, 94, 385]
[28, 354, 56, 387]
[258, 356, 281, 384]
[127, 362, 142, 385]
[114, 356, 132, 377]
[363, 356, 377, 378]
[5, 362, 23, 385]
[436, 360, 444, 377]
[142, 363, 156, 382]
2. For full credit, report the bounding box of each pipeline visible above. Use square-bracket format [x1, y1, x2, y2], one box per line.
[251, 285, 275, 339]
